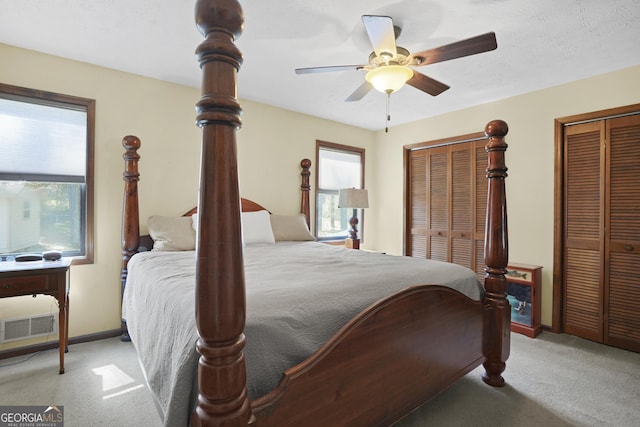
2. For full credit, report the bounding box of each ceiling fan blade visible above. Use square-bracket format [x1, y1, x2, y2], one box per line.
[345, 81, 373, 102]
[295, 65, 367, 74]
[362, 15, 397, 58]
[407, 71, 450, 96]
[409, 32, 497, 67]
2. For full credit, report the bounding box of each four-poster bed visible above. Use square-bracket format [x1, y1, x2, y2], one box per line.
[120, 1, 510, 425]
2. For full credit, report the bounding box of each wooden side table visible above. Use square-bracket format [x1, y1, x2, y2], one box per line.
[506, 263, 542, 338]
[0, 258, 71, 373]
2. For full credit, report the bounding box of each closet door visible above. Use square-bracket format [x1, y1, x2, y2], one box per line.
[474, 141, 488, 279]
[408, 150, 427, 258]
[605, 115, 640, 351]
[562, 113, 640, 351]
[563, 121, 605, 341]
[405, 137, 487, 277]
[427, 146, 449, 262]
[450, 144, 472, 268]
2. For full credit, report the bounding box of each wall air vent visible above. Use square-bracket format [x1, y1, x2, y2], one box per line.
[0, 313, 58, 343]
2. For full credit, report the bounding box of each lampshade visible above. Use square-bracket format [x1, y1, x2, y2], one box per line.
[365, 65, 414, 94]
[338, 188, 369, 209]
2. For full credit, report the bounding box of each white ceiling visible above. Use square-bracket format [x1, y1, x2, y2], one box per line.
[1, 0, 639, 131]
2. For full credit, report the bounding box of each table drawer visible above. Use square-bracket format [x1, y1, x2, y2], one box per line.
[0, 275, 48, 295]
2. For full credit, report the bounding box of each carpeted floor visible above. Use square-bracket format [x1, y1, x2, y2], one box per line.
[1, 332, 639, 426]
[396, 332, 640, 426]
[1, 337, 159, 426]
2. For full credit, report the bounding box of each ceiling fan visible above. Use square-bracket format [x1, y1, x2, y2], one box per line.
[295, 15, 497, 102]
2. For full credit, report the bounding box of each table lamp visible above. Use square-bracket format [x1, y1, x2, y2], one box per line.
[338, 188, 369, 249]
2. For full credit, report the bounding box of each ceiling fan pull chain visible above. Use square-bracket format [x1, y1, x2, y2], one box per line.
[385, 91, 391, 133]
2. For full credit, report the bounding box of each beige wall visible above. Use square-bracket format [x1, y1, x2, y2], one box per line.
[0, 43, 374, 350]
[1, 42, 638, 351]
[369, 65, 640, 326]
[238, 99, 375, 219]
[0, 43, 199, 350]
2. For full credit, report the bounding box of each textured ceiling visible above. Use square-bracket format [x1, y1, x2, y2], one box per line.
[1, 0, 639, 130]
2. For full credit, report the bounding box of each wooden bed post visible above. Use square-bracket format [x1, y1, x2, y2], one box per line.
[120, 135, 141, 342]
[482, 119, 510, 387]
[192, 0, 252, 426]
[300, 158, 311, 227]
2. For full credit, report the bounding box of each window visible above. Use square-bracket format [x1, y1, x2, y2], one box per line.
[0, 83, 95, 263]
[315, 141, 365, 241]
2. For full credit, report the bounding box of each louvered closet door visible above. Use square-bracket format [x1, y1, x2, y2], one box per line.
[427, 147, 449, 262]
[450, 144, 472, 269]
[563, 121, 605, 341]
[408, 150, 427, 257]
[474, 141, 488, 280]
[406, 138, 487, 276]
[605, 115, 640, 351]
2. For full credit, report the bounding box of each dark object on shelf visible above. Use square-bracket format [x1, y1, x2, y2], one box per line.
[43, 250, 63, 261]
[15, 253, 43, 262]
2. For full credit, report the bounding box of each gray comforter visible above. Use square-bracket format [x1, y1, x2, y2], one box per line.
[122, 241, 482, 426]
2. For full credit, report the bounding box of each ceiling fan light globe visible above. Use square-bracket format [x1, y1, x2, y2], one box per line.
[365, 65, 413, 94]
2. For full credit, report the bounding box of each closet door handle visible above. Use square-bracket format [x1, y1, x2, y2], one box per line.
[624, 245, 634, 252]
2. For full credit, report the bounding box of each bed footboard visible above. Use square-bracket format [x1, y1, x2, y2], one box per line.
[252, 286, 484, 426]
[191, 0, 509, 425]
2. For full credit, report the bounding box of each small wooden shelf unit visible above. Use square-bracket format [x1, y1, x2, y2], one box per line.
[506, 263, 542, 338]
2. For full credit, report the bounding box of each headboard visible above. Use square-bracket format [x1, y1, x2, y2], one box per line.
[120, 137, 312, 332]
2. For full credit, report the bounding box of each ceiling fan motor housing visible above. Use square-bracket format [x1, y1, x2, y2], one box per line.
[369, 46, 411, 67]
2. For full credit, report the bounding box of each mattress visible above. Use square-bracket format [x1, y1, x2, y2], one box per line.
[122, 241, 482, 426]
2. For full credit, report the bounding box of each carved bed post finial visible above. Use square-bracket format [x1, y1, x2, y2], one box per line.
[481, 119, 510, 387]
[300, 158, 312, 228]
[121, 135, 141, 341]
[192, 1, 252, 426]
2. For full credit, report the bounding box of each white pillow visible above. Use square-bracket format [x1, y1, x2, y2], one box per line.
[147, 215, 196, 251]
[270, 214, 315, 241]
[241, 210, 275, 245]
